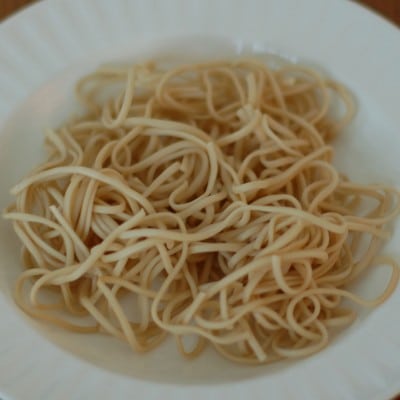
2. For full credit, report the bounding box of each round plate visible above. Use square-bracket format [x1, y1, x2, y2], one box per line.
[0, 1, 399, 399]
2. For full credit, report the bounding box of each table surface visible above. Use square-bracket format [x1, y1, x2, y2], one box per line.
[0, 0, 399, 400]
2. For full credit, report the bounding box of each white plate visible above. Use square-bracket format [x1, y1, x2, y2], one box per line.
[0, 1, 400, 399]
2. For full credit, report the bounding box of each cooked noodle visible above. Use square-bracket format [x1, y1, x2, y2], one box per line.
[4, 58, 400, 364]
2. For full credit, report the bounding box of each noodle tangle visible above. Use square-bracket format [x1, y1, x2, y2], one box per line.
[4, 58, 400, 364]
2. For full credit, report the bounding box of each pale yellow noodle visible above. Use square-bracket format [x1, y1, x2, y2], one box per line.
[4, 58, 400, 364]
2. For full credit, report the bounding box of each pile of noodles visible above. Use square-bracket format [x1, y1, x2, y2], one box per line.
[4, 58, 399, 364]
